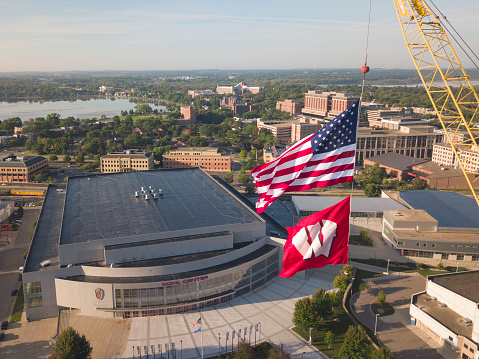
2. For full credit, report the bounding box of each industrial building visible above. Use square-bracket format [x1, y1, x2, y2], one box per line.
[0, 155, 48, 183]
[162, 147, 231, 172]
[22, 169, 279, 320]
[100, 150, 154, 173]
[410, 271, 479, 359]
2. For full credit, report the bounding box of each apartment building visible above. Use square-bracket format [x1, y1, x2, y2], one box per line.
[263, 145, 288, 164]
[433, 143, 479, 172]
[356, 126, 443, 164]
[302, 91, 359, 119]
[163, 147, 231, 171]
[100, 150, 154, 173]
[178, 106, 196, 125]
[369, 116, 430, 129]
[276, 99, 303, 115]
[0, 155, 48, 183]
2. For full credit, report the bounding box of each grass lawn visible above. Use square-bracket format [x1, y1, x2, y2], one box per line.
[292, 304, 375, 358]
[371, 301, 395, 316]
[349, 235, 373, 246]
[10, 284, 24, 322]
[352, 270, 384, 293]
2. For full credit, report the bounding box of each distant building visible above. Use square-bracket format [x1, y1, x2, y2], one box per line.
[432, 143, 479, 173]
[100, 150, 154, 173]
[163, 147, 231, 171]
[178, 106, 196, 125]
[291, 121, 321, 143]
[220, 97, 258, 115]
[363, 153, 428, 181]
[263, 145, 288, 164]
[276, 99, 303, 115]
[0, 155, 48, 183]
[410, 271, 479, 357]
[409, 161, 475, 189]
[382, 190, 479, 262]
[302, 91, 359, 119]
[216, 82, 264, 95]
[256, 119, 293, 143]
[369, 116, 430, 130]
[188, 90, 217, 98]
[356, 126, 443, 164]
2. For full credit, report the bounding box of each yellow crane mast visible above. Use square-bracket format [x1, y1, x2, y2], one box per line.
[393, 0, 479, 205]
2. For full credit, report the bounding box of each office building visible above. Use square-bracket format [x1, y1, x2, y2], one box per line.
[100, 150, 154, 173]
[163, 147, 231, 171]
[256, 119, 293, 144]
[302, 91, 359, 119]
[0, 155, 48, 183]
[276, 99, 303, 115]
[432, 143, 479, 173]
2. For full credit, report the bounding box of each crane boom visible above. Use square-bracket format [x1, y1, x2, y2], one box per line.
[393, 0, 479, 205]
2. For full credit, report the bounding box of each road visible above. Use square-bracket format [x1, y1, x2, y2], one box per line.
[0, 208, 40, 325]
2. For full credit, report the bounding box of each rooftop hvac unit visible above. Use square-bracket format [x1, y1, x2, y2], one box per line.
[461, 317, 473, 325]
[145, 195, 150, 200]
[141, 186, 145, 192]
[149, 186, 152, 190]
[153, 193, 159, 199]
[135, 191, 140, 197]
[40, 260, 51, 268]
[438, 302, 447, 308]
[110, 263, 115, 268]
[431, 296, 437, 301]
[158, 189, 163, 195]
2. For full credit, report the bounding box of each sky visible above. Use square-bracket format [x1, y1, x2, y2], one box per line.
[0, 0, 478, 72]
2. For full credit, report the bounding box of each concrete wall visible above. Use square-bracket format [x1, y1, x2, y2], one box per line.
[104, 233, 233, 265]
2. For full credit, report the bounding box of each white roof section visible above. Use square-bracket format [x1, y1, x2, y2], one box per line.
[292, 196, 407, 213]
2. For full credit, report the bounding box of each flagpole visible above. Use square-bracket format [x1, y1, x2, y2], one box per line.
[201, 313, 204, 359]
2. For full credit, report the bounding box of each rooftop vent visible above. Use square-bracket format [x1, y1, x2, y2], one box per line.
[391, 211, 403, 216]
[461, 317, 473, 326]
[40, 260, 51, 268]
[438, 302, 447, 308]
[145, 195, 150, 200]
[431, 296, 437, 301]
[135, 191, 140, 197]
[158, 189, 163, 195]
[153, 193, 159, 199]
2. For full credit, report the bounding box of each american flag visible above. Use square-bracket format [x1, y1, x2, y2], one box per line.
[251, 99, 359, 214]
[191, 317, 201, 328]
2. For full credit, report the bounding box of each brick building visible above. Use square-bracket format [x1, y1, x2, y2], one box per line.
[432, 143, 479, 173]
[302, 91, 359, 119]
[178, 106, 196, 125]
[0, 155, 48, 183]
[276, 99, 303, 115]
[100, 150, 154, 173]
[291, 121, 321, 143]
[163, 147, 231, 171]
[363, 153, 427, 180]
[256, 119, 293, 144]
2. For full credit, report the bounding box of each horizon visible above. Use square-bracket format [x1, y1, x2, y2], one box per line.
[1, 0, 478, 72]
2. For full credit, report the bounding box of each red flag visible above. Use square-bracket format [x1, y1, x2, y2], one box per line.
[279, 196, 350, 278]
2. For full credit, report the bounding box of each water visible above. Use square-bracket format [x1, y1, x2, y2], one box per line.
[0, 98, 167, 121]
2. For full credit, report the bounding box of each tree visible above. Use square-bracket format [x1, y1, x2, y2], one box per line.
[135, 103, 152, 115]
[377, 290, 386, 304]
[234, 339, 255, 359]
[50, 154, 58, 162]
[240, 150, 248, 159]
[364, 183, 381, 197]
[325, 331, 334, 349]
[292, 297, 317, 332]
[51, 327, 92, 359]
[238, 173, 249, 186]
[245, 185, 256, 195]
[333, 275, 348, 292]
[311, 288, 332, 321]
[63, 154, 71, 163]
[75, 152, 85, 164]
[266, 346, 291, 359]
[223, 171, 234, 184]
[339, 326, 371, 359]
[372, 347, 394, 359]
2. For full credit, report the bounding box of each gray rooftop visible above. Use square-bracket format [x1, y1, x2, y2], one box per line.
[364, 153, 427, 171]
[293, 196, 407, 213]
[429, 271, 479, 304]
[60, 168, 262, 245]
[400, 190, 479, 228]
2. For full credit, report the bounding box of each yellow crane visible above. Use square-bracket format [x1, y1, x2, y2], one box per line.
[393, 0, 479, 205]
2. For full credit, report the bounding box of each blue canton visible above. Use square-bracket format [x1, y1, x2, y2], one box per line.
[310, 100, 359, 155]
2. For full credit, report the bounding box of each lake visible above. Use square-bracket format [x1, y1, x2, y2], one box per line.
[0, 98, 167, 121]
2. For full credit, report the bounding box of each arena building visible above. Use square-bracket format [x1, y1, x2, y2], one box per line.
[22, 168, 280, 320]
[382, 190, 479, 262]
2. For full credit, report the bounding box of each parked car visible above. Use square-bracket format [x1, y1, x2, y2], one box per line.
[1, 321, 8, 330]
[0, 332, 5, 341]
[11, 289, 18, 296]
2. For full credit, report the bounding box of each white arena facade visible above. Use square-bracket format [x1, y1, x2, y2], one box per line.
[22, 168, 281, 320]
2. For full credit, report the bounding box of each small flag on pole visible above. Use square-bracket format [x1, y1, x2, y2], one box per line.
[191, 317, 201, 328]
[194, 326, 201, 333]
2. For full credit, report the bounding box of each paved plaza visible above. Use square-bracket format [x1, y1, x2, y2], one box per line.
[122, 265, 342, 359]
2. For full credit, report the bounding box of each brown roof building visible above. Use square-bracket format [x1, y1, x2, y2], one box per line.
[276, 99, 303, 115]
[100, 150, 154, 173]
[363, 153, 427, 180]
[0, 155, 48, 183]
[302, 91, 359, 119]
[163, 147, 231, 171]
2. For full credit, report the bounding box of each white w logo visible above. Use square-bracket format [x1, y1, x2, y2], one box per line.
[291, 220, 337, 260]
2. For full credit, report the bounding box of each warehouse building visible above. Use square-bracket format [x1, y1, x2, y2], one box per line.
[22, 168, 279, 320]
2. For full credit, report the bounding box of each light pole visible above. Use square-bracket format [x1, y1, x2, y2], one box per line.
[218, 333, 220, 357]
[249, 325, 252, 343]
[375, 313, 380, 335]
[309, 328, 313, 344]
[226, 332, 229, 355]
[302, 352, 305, 359]
[387, 259, 390, 275]
[259, 322, 261, 344]
[133, 346, 135, 359]
[180, 340, 182, 359]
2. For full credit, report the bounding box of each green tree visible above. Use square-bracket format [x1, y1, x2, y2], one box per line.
[372, 347, 394, 359]
[51, 327, 92, 359]
[135, 103, 152, 115]
[311, 288, 332, 321]
[238, 173, 249, 186]
[50, 154, 58, 162]
[364, 183, 381, 197]
[75, 152, 85, 164]
[292, 297, 317, 332]
[325, 331, 334, 349]
[377, 290, 386, 304]
[245, 185, 256, 195]
[266, 346, 291, 359]
[333, 275, 348, 292]
[339, 326, 371, 359]
[63, 154, 71, 163]
[223, 171, 234, 184]
[234, 339, 255, 359]
[240, 150, 248, 159]
[84, 163, 93, 171]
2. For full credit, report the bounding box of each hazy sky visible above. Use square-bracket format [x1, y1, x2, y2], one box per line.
[1, 0, 478, 72]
